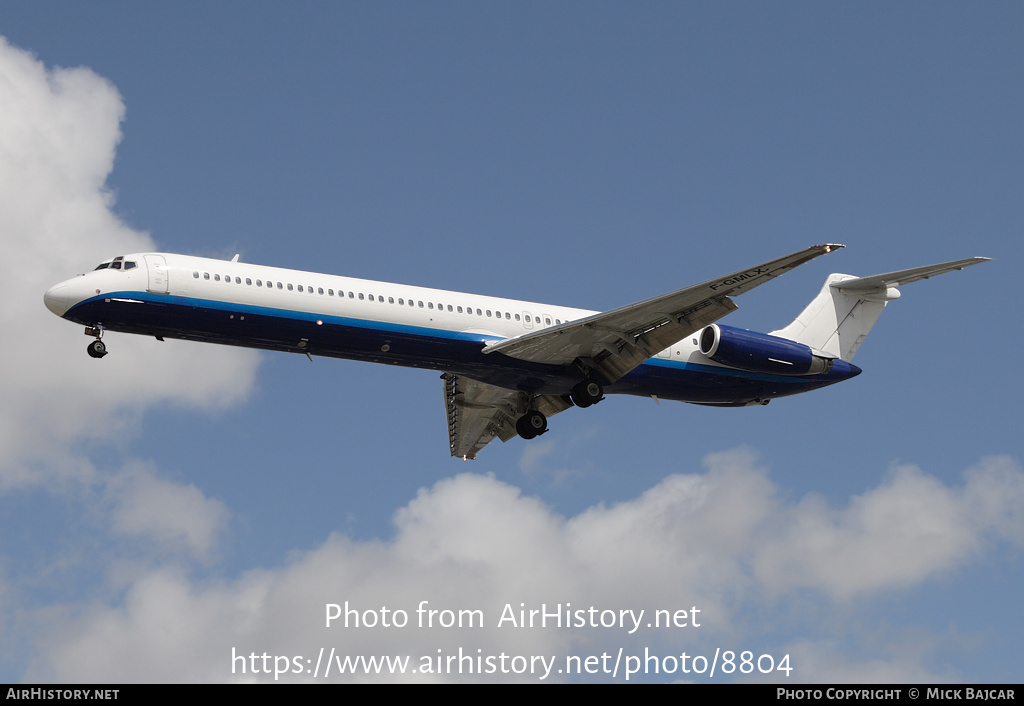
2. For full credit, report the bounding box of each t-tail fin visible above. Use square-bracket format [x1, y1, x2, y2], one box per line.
[770, 257, 990, 362]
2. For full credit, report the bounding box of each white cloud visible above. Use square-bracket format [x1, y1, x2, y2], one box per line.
[752, 456, 1024, 600]
[0, 35, 259, 677]
[25, 451, 1024, 682]
[0, 37, 260, 486]
[109, 462, 231, 562]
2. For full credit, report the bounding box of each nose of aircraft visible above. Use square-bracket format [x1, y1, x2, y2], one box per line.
[44, 283, 69, 317]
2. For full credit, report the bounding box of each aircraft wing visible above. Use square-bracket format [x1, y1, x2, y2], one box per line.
[442, 373, 572, 459]
[483, 244, 843, 384]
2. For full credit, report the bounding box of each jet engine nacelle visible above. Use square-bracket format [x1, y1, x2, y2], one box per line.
[698, 324, 833, 376]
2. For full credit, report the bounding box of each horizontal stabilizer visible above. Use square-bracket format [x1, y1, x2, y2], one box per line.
[832, 257, 990, 292]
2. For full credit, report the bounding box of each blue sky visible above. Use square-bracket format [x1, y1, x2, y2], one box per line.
[1, 2, 1022, 682]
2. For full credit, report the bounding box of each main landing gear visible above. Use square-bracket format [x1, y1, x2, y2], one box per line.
[570, 378, 603, 408]
[85, 325, 107, 359]
[516, 377, 605, 441]
[516, 410, 547, 440]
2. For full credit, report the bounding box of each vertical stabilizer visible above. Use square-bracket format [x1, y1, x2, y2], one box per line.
[769, 274, 891, 361]
[770, 257, 989, 362]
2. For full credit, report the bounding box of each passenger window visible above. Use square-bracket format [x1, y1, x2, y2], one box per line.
[398, 298, 404, 305]
[214, 274, 220, 281]
[359, 293, 364, 300]
[277, 282, 283, 289]
[319, 288, 324, 295]
[388, 297, 394, 304]
[256, 280, 262, 286]
[193, 271, 199, 278]
[418, 301, 424, 308]
[287, 283, 293, 291]
[328, 289, 334, 296]
[428, 302, 433, 309]
[204, 273, 210, 280]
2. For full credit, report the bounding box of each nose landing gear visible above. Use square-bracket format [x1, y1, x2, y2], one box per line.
[85, 325, 107, 359]
[87, 340, 107, 359]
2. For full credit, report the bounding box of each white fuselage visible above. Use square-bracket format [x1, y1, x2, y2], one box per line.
[46, 252, 703, 364]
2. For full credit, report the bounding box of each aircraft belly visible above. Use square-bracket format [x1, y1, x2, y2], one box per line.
[610, 359, 854, 404]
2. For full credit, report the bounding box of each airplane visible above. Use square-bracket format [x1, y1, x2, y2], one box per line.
[44, 245, 988, 459]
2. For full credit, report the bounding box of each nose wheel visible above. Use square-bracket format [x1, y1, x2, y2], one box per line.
[85, 325, 107, 358]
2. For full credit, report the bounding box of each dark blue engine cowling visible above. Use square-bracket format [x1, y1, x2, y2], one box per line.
[699, 324, 834, 376]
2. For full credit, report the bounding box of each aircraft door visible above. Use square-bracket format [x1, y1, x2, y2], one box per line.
[144, 254, 169, 294]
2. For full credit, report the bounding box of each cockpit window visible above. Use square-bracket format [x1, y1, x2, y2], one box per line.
[94, 256, 135, 271]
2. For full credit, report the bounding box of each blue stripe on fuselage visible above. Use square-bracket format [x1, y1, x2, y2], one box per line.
[64, 290, 859, 403]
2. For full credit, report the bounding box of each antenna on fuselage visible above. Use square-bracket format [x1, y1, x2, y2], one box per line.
[230, 254, 240, 263]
